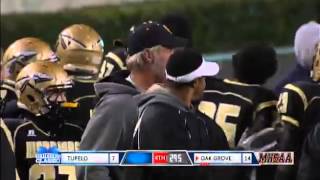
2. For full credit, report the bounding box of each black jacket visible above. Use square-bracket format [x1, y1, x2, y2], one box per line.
[130, 90, 233, 180]
[65, 81, 97, 128]
[297, 119, 320, 180]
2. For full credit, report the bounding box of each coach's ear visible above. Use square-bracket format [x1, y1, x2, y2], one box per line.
[141, 48, 154, 64]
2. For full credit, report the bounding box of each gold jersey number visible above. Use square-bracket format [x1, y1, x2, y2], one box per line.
[277, 92, 288, 114]
[199, 101, 241, 147]
[98, 61, 115, 79]
[29, 164, 76, 180]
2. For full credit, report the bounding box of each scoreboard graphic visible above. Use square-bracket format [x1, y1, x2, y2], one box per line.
[36, 147, 294, 166]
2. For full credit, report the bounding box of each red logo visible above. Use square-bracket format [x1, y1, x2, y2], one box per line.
[153, 152, 168, 164]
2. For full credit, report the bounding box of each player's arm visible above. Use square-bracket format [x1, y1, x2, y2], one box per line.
[277, 84, 306, 149]
[1, 119, 18, 180]
[297, 120, 320, 180]
[275, 84, 306, 180]
[248, 99, 278, 136]
[13, 124, 29, 180]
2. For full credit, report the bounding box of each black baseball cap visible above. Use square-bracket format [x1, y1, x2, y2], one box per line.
[166, 48, 219, 83]
[127, 21, 187, 55]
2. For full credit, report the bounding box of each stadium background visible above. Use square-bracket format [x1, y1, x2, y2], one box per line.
[1, 0, 319, 89]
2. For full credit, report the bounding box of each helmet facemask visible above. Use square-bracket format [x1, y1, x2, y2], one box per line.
[42, 84, 76, 121]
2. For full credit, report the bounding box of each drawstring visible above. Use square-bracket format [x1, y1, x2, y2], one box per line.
[181, 110, 192, 141]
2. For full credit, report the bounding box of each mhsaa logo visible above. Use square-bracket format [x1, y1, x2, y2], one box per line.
[258, 152, 294, 165]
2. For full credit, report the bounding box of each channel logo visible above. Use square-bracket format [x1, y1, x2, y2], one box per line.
[36, 146, 61, 164]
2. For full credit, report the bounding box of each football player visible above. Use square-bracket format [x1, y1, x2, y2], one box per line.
[13, 61, 83, 180]
[55, 24, 104, 128]
[1, 118, 19, 180]
[198, 44, 278, 180]
[1, 37, 56, 118]
[297, 113, 320, 180]
[198, 43, 278, 148]
[276, 42, 320, 180]
[98, 47, 127, 79]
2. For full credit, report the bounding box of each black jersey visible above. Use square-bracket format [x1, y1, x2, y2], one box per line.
[278, 81, 320, 134]
[198, 78, 277, 147]
[13, 120, 83, 180]
[65, 81, 97, 128]
[99, 48, 127, 78]
[297, 118, 320, 180]
[275, 81, 320, 180]
[0, 88, 24, 118]
[1, 119, 18, 180]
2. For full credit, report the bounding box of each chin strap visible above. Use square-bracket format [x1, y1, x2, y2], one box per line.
[0, 96, 7, 118]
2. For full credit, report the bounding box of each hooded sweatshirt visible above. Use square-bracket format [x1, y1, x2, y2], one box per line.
[77, 70, 139, 180]
[128, 89, 232, 180]
[275, 21, 320, 95]
[134, 90, 212, 150]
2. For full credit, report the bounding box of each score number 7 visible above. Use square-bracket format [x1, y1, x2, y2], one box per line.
[198, 101, 241, 147]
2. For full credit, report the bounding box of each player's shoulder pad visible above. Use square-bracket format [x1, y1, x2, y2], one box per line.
[73, 94, 97, 103]
[0, 118, 15, 151]
[253, 87, 277, 111]
[220, 78, 271, 101]
[13, 121, 33, 143]
[205, 77, 224, 89]
[2, 118, 28, 135]
[282, 83, 308, 110]
[64, 122, 84, 132]
[254, 86, 277, 100]
[284, 81, 318, 94]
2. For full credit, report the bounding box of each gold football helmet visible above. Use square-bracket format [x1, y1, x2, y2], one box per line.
[312, 42, 320, 82]
[15, 61, 74, 116]
[55, 24, 104, 82]
[1, 37, 57, 93]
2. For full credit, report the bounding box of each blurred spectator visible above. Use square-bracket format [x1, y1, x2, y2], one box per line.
[275, 21, 320, 95]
